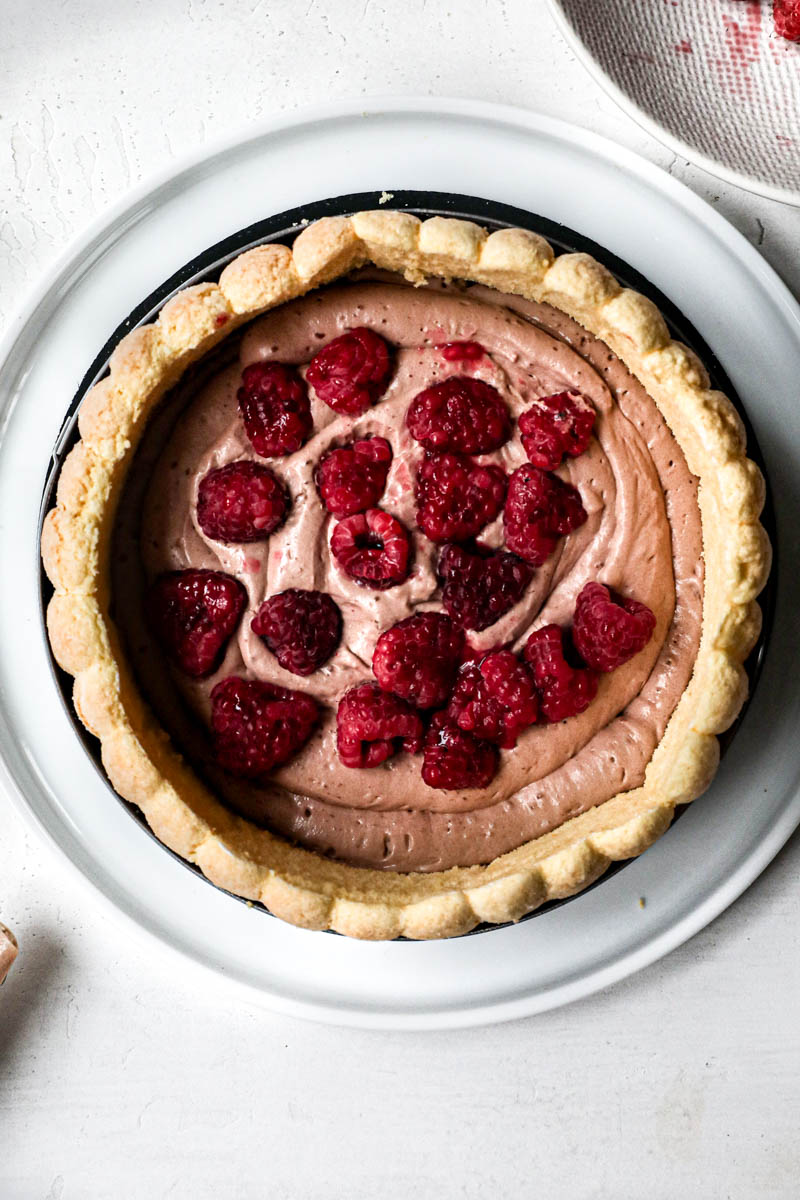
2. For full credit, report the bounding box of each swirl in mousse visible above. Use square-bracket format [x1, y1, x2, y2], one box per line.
[113, 274, 703, 873]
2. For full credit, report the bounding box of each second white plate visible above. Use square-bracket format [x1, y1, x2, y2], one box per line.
[550, 0, 800, 204]
[2, 98, 799, 1029]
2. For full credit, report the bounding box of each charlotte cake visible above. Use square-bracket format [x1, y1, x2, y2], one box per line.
[41, 211, 770, 940]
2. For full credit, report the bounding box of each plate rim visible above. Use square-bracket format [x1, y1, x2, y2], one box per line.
[547, 0, 800, 208]
[1, 95, 799, 1029]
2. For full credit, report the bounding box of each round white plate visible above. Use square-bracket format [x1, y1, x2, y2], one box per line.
[549, 0, 800, 204]
[1, 98, 798, 1030]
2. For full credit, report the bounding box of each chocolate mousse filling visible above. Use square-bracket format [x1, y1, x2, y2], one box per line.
[113, 275, 703, 873]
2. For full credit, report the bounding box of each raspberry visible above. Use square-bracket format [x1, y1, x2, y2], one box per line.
[503, 464, 587, 565]
[210, 676, 318, 778]
[336, 682, 424, 768]
[519, 390, 595, 471]
[146, 570, 246, 678]
[251, 588, 342, 675]
[238, 362, 312, 457]
[415, 452, 507, 543]
[438, 542, 533, 631]
[316, 436, 392, 517]
[775, 0, 800, 41]
[572, 582, 656, 672]
[448, 651, 538, 749]
[196, 460, 289, 543]
[406, 376, 511, 453]
[306, 327, 392, 415]
[330, 508, 411, 589]
[523, 625, 598, 723]
[372, 612, 463, 708]
[421, 713, 498, 790]
[440, 341, 484, 362]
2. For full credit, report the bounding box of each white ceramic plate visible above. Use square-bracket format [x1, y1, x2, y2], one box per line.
[549, 0, 800, 204]
[1, 98, 798, 1030]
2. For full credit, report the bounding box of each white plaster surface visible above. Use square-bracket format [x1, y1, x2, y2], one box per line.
[1, 2, 800, 1197]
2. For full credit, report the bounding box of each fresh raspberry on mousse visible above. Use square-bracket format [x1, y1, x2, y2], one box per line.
[251, 588, 342, 676]
[306, 327, 393, 415]
[519, 390, 596, 471]
[523, 624, 598, 723]
[210, 676, 319, 778]
[316, 436, 392, 517]
[448, 650, 539, 749]
[336, 682, 424, 769]
[147, 569, 246, 679]
[438, 542, 533, 631]
[373, 612, 464, 709]
[330, 508, 411, 589]
[406, 376, 512, 454]
[504, 463, 587, 565]
[572, 582, 656, 672]
[238, 361, 312, 457]
[421, 713, 499, 791]
[415, 451, 507, 544]
[197, 460, 289, 543]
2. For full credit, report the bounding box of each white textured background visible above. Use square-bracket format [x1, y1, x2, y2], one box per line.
[1, 2, 800, 1198]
